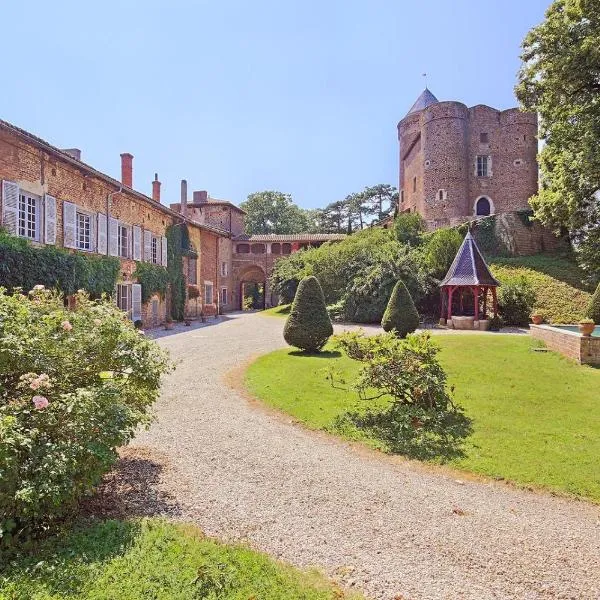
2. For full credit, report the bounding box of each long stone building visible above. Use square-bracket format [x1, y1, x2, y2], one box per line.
[0, 119, 342, 325]
[397, 89, 539, 229]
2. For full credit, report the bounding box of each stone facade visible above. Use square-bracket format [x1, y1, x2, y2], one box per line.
[398, 90, 538, 229]
[530, 325, 600, 366]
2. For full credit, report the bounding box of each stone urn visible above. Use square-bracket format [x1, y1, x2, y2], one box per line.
[531, 314, 543, 325]
[578, 320, 595, 336]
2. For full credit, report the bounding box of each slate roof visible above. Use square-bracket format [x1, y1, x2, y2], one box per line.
[406, 88, 439, 116]
[234, 233, 346, 242]
[440, 231, 499, 287]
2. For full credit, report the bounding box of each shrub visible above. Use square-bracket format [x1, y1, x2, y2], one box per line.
[423, 228, 463, 279]
[283, 276, 333, 351]
[381, 280, 420, 337]
[0, 288, 171, 548]
[334, 331, 470, 460]
[496, 276, 537, 326]
[394, 212, 425, 246]
[587, 282, 600, 324]
[133, 262, 169, 304]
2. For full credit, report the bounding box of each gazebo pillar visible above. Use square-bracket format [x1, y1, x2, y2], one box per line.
[492, 287, 498, 317]
[474, 286, 480, 321]
[447, 286, 454, 321]
[483, 287, 488, 319]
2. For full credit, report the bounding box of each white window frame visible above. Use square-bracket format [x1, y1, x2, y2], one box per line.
[151, 235, 159, 264]
[18, 191, 41, 241]
[118, 223, 131, 258]
[204, 281, 214, 305]
[116, 283, 132, 319]
[76, 209, 93, 251]
[476, 155, 491, 177]
[221, 287, 228, 305]
[221, 261, 228, 277]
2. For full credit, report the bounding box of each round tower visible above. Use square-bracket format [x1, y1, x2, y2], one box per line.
[421, 101, 469, 224]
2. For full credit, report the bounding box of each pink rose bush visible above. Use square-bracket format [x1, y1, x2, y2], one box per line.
[0, 288, 172, 547]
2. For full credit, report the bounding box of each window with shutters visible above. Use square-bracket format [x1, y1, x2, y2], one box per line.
[18, 192, 40, 241]
[116, 284, 132, 318]
[76, 211, 92, 250]
[151, 236, 159, 264]
[118, 224, 130, 258]
[188, 258, 197, 284]
[204, 282, 214, 305]
[476, 155, 490, 177]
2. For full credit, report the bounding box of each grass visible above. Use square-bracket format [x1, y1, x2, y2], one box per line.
[245, 335, 600, 502]
[490, 252, 592, 323]
[261, 304, 291, 317]
[0, 519, 357, 600]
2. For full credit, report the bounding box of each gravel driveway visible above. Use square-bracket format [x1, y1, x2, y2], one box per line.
[133, 312, 600, 600]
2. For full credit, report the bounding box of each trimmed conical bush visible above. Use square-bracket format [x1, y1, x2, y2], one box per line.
[381, 279, 420, 337]
[587, 282, 600, 324]
[284, 276, 333, 352]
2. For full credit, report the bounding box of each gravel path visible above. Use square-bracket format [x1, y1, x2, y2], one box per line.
[133, 312, 600, 600]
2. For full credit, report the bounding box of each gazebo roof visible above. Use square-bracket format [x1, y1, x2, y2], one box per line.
[440, 231, 499, 287]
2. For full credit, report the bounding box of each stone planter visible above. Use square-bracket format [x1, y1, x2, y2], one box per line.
[164, 321, 174, 331]
[578, 322, 596, 336]
[478, 319, 490, 331]
[452, 316, 475, 330]
[531, 314, 543, 325]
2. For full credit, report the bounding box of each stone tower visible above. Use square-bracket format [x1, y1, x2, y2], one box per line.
[397, 89, 538, 229]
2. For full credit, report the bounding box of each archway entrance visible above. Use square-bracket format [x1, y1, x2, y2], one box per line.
[475, 196, 491, 216]
[238, 265, 266, 310]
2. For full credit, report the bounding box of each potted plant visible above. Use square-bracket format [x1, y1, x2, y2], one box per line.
[164, 316, 174, 331]
[531, 311, 543, 325]
[578, 318, 595, 336]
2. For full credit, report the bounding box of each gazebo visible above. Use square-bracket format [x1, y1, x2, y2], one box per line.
[440, 231, 500, 329]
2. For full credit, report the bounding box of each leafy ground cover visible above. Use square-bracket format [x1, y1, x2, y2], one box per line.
[490, 253, 592, 323]
[262, 304, 291, 317]
[245, 335, 600, 502]
[0, 519, 356, 600]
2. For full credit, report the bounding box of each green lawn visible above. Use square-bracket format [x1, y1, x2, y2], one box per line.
[0, 519, 357, 600]
[245, 335, 600, 502]
[261, 304, 291, 318]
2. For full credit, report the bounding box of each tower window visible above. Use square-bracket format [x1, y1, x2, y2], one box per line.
[413, 177, 417, 192]
[437, 189, 446, 202]
[475, 197, 491, 216]
[480, 132, 489, 144]
[476, 155, 490, 177]
[400, 190, 404, 203]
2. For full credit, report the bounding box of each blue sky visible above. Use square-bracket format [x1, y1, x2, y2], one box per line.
[2, 0, 549, 209]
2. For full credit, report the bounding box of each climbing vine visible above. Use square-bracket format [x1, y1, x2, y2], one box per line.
[133, 261, 170, 304]
[165, 223, 197, 321]
[0, 230, 119, 296]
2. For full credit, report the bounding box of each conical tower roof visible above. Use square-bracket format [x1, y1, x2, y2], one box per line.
[406, 88, 439, 116]
[440, 231, 499, 287]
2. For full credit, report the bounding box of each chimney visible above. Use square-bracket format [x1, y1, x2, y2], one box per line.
[193, 190, 208, 203]
[152, 173, 161, 202]
[62, 148, 82, 160]
[120, 153, 133, 188]
[180, 179, 188, 217]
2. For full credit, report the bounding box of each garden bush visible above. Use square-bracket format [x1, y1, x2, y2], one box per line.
[334, 331, 470, 460]
[496, 276, 536, 326]
[283, 276, 333, 352]
[422, 228, 463, 279]
[381, 280, 420, 336]
[0, 288, 171, 548]
[394, 212, 425, 246]
[587, 282, 600, 324]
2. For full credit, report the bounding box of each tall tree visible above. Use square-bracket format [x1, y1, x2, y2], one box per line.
[240, 191, 311, 235]
[516, 0, 600, 279]
[345, 192, 369, 231]
[363, 184, 398, 222]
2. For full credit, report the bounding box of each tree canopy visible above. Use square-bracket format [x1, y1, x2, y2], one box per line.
[516, 0, 600, 279]
[240, 191, 312, 235]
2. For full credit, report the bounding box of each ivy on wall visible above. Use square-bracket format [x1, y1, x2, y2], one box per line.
[166, 223, 198, 321]
[133, 261, 170, 304]
[0, 231, 120, 296]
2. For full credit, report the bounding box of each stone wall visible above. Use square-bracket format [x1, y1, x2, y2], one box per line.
[530, 325, 600, 366]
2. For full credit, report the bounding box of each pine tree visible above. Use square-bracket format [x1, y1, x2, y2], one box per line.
[284, 276, 333, 352]
[381, 280, 420, 337]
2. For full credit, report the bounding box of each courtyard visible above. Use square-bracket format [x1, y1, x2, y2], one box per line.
[124, 312, 600, 599]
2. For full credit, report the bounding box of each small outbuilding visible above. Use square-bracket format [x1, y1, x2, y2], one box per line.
[439, 231, 500, 330]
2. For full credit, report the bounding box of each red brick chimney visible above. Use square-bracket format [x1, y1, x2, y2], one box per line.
[152, 173, 161, 202]
[120, 153, 133, 188]
[193, 190, 208, 203]
[180, 179, 188, 217]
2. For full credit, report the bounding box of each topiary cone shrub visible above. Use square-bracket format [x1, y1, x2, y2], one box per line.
[587, 282, 600, 324]
[381, 279, 420, 337]
[284, 276, 333, 352]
